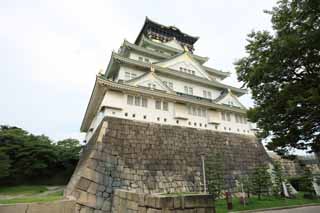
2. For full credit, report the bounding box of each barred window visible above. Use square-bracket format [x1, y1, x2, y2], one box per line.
[135, 96, 141, 106]
[155, 100, 161, 110]
[163, 102, 169, 111]
[127, 95, 134, 105]
[142, 98, 148, 107]
[221, 112, 226, 120]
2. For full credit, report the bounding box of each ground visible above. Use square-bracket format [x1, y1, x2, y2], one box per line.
[215, 193, 320, 213]
[258, 206, 320, 213]
[0, 185, 64, 204]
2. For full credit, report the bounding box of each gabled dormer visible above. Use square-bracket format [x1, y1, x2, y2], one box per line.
[215, 89, 246, 109]
[155, 52, 211, 80]
[124, 70, 174, 93]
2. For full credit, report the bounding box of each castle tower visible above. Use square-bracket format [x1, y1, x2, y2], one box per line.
[65, 17, 269, 213]
[81, 17, 254, 143]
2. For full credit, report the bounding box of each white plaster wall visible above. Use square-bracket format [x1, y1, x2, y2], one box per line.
[117, 66, 145, 81]
[158, 75, 222, 100]
[84, 92, 253, 142]
[129, 52, 158, 63]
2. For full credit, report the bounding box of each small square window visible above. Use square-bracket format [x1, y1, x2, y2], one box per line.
[176, 120, 179, 124]
[215, 125, 218, 129]
[144, 58, 150, 62]
[164, 118, 167, 122]
[132, 114, 136, 118]
[157, 117, 160, 121]
[143, 115, 147, 119]
[188, 122, 191, 125]
[138, 56, 143, 61]
[204, 124, 207, 127]
[224, 127, 227, 130]
[229, 128, 231, 131]
[125, 113, 128, 117]
[194, 122, 197, 126]
[199, 123, 202, 127]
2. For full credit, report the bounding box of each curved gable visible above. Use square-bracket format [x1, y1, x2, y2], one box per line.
[156, 53, 210, 80]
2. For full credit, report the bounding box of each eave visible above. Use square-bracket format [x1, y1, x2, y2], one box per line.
[134, 17, 199, 46]
[80, 77, 107, 132]
[81, 76, 247, 132]
[106, 52, 247, 96]
[137, 36, 209, 64]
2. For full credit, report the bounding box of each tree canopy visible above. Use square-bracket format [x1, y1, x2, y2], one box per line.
[0, 125, 82, 185]
[235, 0, 320, 156]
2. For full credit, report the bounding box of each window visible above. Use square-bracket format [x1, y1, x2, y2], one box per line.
[155, 100, 169, 111]
[128, 95, 147, 108]
[127, 95, 134, 105]
[138, 56, 143, 61]
[163, 81, 173, 89]
[188, 105, 207, 117]
[189, 87, 193, 95]
[155, 100, 161, 110]
[135, 96, 141, 106]
[142, 97, 148, 107]
[235, 114, 239, 123]
[125, 72, 131, 80]
[144, 58, 150, 63]
[148, 83, 156, 89]
[226, 112, 231, 121]
[221, 112, 226, 120]
[124, 72, 137, 80]
[163, 102, 169, 111]
[203, 90, 212, 99]
[184, 86, 188, 93]
[184, 86, 193, 95]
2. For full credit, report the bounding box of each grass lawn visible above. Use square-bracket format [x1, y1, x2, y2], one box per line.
[215, 193, 320, 213]
[0, 185, 64, 204]
[0, 185, 48, 196]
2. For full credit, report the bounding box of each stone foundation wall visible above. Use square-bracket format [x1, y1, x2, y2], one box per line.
[112, 189, 214, 212]
[0, 200, 75, 213]
[65, 117, 270, 212]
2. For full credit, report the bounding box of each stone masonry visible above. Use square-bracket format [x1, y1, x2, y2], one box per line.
[112, 189, 215, 212]
[65, 117, 270, 212]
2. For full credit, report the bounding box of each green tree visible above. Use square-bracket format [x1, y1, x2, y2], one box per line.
[235, 0, 320, 156]
[301, 167, 315, 198]
[0, 151, 10, 178]
[250, 166, 272, 199]
[56, 138, 82, 169]
[205, 153, 225, 200]
[0, 125, 81, 184]
[272, 161, 285, 197]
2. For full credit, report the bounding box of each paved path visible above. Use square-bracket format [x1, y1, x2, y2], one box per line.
[254, 205, 320, 213]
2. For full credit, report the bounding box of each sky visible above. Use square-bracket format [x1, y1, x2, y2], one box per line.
[0, 0, 278, 142]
